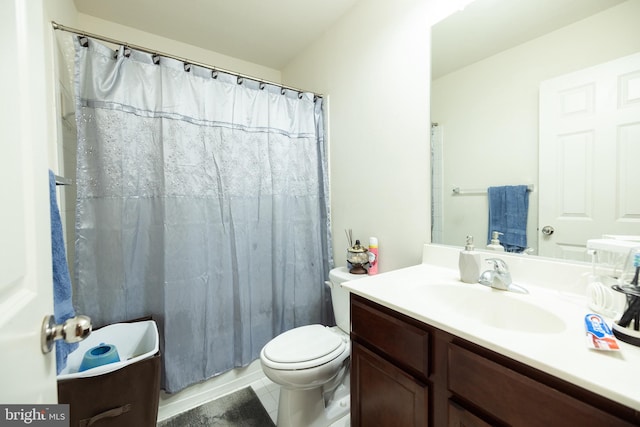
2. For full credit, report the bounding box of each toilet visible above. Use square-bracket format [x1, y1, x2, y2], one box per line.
[260, 267, 364, 427]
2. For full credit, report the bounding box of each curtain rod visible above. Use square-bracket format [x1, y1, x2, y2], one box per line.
[51, 21, 323, 98]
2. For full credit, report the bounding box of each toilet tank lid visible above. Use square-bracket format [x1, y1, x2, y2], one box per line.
[329, 267, 367, 285]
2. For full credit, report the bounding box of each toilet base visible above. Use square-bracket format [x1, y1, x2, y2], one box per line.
[276, 386, 350, 427]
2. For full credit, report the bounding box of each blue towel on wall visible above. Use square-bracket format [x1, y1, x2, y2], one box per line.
[487, 185, 529, 253]
[49, 170, 78, 374]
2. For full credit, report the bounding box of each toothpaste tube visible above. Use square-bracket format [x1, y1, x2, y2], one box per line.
[585, 313, 620, 351]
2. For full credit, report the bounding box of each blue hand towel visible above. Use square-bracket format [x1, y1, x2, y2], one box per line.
[487, 185, 529, 253]
[49, 170, 78, 374]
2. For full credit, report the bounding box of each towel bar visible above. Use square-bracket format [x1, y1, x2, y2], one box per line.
[55, 174, 73, 186]
[452, 184, 534, 195]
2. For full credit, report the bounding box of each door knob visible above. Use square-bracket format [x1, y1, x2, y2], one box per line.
[541, 225, 555, 236]
[41, 314, 92, 354]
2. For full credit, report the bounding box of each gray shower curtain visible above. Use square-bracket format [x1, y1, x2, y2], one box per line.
[73, 37, 332, 393]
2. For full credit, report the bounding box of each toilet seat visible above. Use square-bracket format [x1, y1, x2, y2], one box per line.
[262, 325, 348, 370]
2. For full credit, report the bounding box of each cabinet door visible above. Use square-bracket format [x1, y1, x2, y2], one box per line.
[351, 341, 428, 427]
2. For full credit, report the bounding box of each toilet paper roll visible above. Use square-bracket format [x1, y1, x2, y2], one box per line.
[78, 343, 120, 372]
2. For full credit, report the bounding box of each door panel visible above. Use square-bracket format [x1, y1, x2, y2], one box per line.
[0, 0, 58, 403]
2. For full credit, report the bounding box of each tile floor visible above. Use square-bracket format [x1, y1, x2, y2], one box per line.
[250, 377, 280, 424]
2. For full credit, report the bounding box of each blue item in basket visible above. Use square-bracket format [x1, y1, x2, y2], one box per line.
[78, 343, 120, 372]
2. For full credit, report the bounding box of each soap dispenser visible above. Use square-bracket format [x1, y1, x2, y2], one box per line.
[459, 235, 482, 284]
[487, 231, 505, 252]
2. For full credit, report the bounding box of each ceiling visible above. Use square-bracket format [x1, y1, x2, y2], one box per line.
[73, 0, 359, 70]
[432, 0, 627, 79]
[75, 0, 627, 76]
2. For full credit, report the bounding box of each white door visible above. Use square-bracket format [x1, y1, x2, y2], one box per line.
[0, 0, 58, 402]
[539, 53, 640, 260]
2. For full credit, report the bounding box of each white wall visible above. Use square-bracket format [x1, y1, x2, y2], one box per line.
[282, 0, 461, 272]
[431, 0, 640, 252]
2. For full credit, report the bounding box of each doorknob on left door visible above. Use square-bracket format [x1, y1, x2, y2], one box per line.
[41, 314, 92, 354]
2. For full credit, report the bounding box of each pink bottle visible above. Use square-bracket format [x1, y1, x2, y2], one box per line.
[368, 237, 378, 275]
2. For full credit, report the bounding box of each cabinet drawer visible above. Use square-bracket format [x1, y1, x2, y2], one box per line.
[448, 343, 635, 427]
[351, 294, 430, 378]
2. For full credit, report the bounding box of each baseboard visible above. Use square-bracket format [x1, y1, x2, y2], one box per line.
[156, 359, 265, 422]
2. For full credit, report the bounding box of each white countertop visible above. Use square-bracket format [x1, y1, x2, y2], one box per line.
[340, 245, 640, 411]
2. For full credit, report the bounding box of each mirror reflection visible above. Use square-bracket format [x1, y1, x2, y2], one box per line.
[431, 0, 640, 260]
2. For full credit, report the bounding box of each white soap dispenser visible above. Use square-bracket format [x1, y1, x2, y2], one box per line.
[487, 231, 505, 252]
[459, 235, 482, 284]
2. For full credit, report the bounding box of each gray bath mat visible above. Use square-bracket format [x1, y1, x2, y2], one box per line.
[157, 387, 275, 427]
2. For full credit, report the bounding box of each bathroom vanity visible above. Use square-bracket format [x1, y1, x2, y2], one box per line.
[344, 245, 640, 426]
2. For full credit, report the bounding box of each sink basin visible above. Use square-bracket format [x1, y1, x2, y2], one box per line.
[418, 284, 567, 334]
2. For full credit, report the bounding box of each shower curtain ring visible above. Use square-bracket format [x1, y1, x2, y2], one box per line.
[184, 63, 192, 72]
[259, 82, 265, 90]
[281, 88, 286, 95]
[237, 76, 243, 85]
[152, 54, 160, 65]
[211, 69, 218, 79]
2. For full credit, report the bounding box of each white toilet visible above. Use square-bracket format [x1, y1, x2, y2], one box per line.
[260, 267, 364, 427]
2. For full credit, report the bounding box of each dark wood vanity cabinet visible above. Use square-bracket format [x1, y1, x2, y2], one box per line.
[350, 294, 640, 427]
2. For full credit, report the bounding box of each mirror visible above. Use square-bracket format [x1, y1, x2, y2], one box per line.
[430, 0, 640, 260]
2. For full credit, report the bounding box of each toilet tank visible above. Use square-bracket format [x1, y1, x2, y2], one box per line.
[328, 267, 367, 332]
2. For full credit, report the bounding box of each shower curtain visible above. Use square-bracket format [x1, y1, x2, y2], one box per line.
[73, 37, 332, 393]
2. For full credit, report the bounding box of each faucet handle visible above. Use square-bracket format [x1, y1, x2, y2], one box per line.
[480, 258, 527, 293]
[485, 258, 509, 273]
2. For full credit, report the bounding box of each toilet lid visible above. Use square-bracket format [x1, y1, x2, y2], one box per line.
[263, 325, 346, 367]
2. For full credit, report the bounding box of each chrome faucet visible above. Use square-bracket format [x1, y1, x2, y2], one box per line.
[479, 258, 528, 294]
